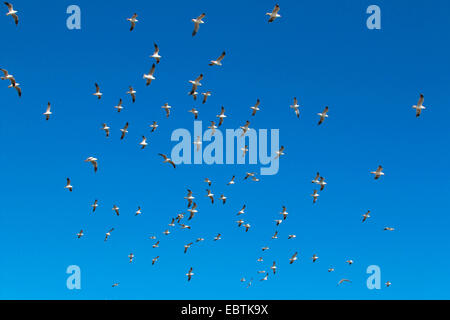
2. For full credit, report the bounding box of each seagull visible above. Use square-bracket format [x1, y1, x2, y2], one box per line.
[346, 259, 354, 265]
[206, 189, 214, 204]
[208, 121, 217, 136]
[371, 165, 385, 180]
[289, 252, 298, 264]
[271, 261, 277, 274]
[227, 176, 235, 185]
[243, 224, 251, 232]
[312, 254, 319, 263]
[158, 153, 176, 168]
[412, 94, 426, 117]
[257, 270, 266, 274]
[274, 219, 283, 226]
[213, 233, 222, 241]
[184, 242, 194, 254]
[185, 190, 195, 207]
[189, 74, 203, 95]
[219, 194, 227, 204]
[84, 157, 98, 173]
[128, 253, 134, 263]
[114, 99, 124, 113]
[135, 206, 142, 216]
[169, 218, 176, 227]
[191, 13, 205, 36]
[290, 97, 301, 118]
[241, 146, 248, 157]
[102, 123, 110, 137]
[127, 13, 138, 31]
[338, 279, 351, 286]
[152, 241, 160, 248]
[150, 43, 161, 64]
[288, 234, 296, 239]
[188, 203, 198, 220]
[65, 178, 73, 192]
[112, 283, 119, 287]
[280, 206, 288, 220]
[188, 89, 198, 101]
[311, 190, 319, 204]
[149, 235, 157, 240]
[272, 231, 278, 239]
[4, 2, 18, 25]
[150, 121, 159, 132]
[362, 210, 371, 222]
[143, 64, 156, 86]
[246, 279, 253, 288]
[204, 178, 212, 186]
[112, 205, 120, 216]
[260, 273, 269, 281]
[186, 267, 194, 281]
[328, 267, 335, 272]
[216, 106, 227, 126]
[104, 228, 114, 242]
[0, 68, 14, 80]
[236, 220, 244, 227]
[202, 91, 211, 104]
[193, 136, 202, 152]
[180, 224, 191, 230]
[91, 200, 98, 213]
[93, 83, 102, 99]
[139, 136, 148, 149]
[77, 230, 84, 239]
[250, 99, 261, 116]
[188, 108, 199, 119]
[10, 82, 21, 97]
[162, 229, 170, 235]
[384, 227, 395, 231]
[127, 87, 136, 103]
[152, 256, 160, 265]
[257, 257, 263, 262]
[386, 281, 392, 287]
[161, 103, 171, 118]
[312, 172, 320, 184]
[209, 51, 226, 66]
[120, 122, 129, 140]
[196, 238, 204, 243]
[240, 278, 246, 282]
[318, 176, 327, 191]
[274, 146, 285, 159]
[43, 102, 52, 120]
[317, 106, 329, 125]
[262, 246, 270, 252]
[244, 172, 255, 180]
[266, 4, 281, 23]
[237, 205, 246, 215]
[240, 120, 250, 136]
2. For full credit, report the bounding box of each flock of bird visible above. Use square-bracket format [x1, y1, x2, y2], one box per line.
[3, 2, 427, 292]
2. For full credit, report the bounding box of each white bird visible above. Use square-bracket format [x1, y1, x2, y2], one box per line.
[193, 136, 202, 152]
[0, 68, 14, 80]
[311, 190, 319, 204]
[186, 267, 194, 281]
[243, 224, 251, 232]
[180, 224, 191, 230]
[346, 259, 354, 265]
[135, 206, 142, 216]
[188, 203, 198, 220]
[214, 233, 222, 241]
[185, 190, 195, 207]
[162, 103, 171, 118]
[208, 121, 217, 136]
[158, 153, 176, 168]
[128, 253, 134, 263]
[288, 234, 296, 240]
[312, 254, 319, 263]
[93, 83, 102, 99]
[217, 106, 227, 126]
[196, 238, 204, 243]
[139, 136, 148, 149]
[204, 178, 212, 186]
[362, 210, 371, 223]
[386, 281, 392, 287]
[209, 51, 226, 66]
[237, 205, 246, 216]
[120, 122, 129, 140]
[290, 97, 301, 118]
[65, 178, 73, 192]
[317, 106, 329, 125]
[244, 172, 255, 180]
[169, 218, 175, 227]
[114, 99, 124, 113]
[206, 189, 214, 204]
[266, 4, 281, 23]
[412, 94, 426, 117]
[112, 283, 119, 287]
[150, 43, 161, 64]
[260, 273, 269, 281]
[127, 86, 136, 103]
[318, 176, 327, 191]
[312, 172, 320, 184]
[91, 200, 98, 213]
[280, 206, 288, 220]
[191, 13, 205, 36]
[163, 230, 170, 235]
[84, 157, 98, 173]
[104, 228, 114, 242]
[189, 74, 203, 96]
[240, 120, 250, 136]
[152, 241, 160, 248]
[274, 219, 283, 226]
[4, 2, 18, 25]
[250, 99, 261, 116]
[219, 194, 227, 204]
[328, 267, 335, 272]
[102, 123, 110, 137]
[370, 165, 385, 180]
[384, 227, 395, 232]
[188, 108, 199, 119]
[184, 242, 194, 254]
[43, 102, 52, 120]
[77, 230, 84, 239]
[236, 220, 244, 227]
[262, 246, 270, 252]
[241, 145, 248, 157]
[143, 64, 156, 86]
[272, 231, 278, 239]
[127, 13, 138, 31]
[202, 91, 211, 104]
[112, 205, 120, 216]
[289, 252, 298, 264]
[271, 261, 277, 274]
[10, 81, 21, 97]
[274, 146, 285, 159]
[150, 121, 159, 132]
[257, 257, 263, 262]
[227, 175, 235, 185]
[152, 256, 159, 265]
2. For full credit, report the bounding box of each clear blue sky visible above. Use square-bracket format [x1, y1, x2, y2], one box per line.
[1, 0, 449, 300]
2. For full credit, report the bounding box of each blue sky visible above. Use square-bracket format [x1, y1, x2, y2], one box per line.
[1, 0, 449, 300]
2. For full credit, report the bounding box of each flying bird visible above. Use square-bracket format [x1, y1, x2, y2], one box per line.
[204, 178, 212, 186]
[289, 252, 298, 264]
[288, 234, 296, 240]
[275, 146, 285, 159]
[143, 64, 156, 86]
[188, 203, 198, 220]
[280, 206, 288, 220]
[184, 242, 194, 254]
[206, 189, 214, 204]
[112, 283, 119, 288]
[260, 273, 269, 281]
[312, 254, 319, 263]
[112, 205, 120, 216]
[219, 194, 227, 204]
[386, 281, 392, 287]
[362, 210, 371, 222]
[346, 259, 354, 265]
[317, 106, 329, 125]
[150, 43, 161, 64]
[209, 51, 226, 66]
[102, 123, 110, 137]
[188, 108, 199, 119]
[43, 102, 52, 120]
[214, 233, 222, 241]
[272, 231, 278, 239]
[84, 157, 98, 173]
[290, 97, 301, 118]
[193, 136, 202, 152]
[227, 176, 235, 185]
[208, 121, 217, 136]
[120, 122, 129, 140]
[202, 91, 211, 104]
[91, 200, 98, 213]
[189, 74, 203, 95]
[127, 87, 136, 103]
[152, 256, 159, 265]
[274, 219, 283, 226]
[243, 224, 251, 232]
[236, 220, 244, 227]
[0, 68, 14, 80]
[4, 2, 18, 25]
[93, 83, 102, 99]
[127, 13, 138, 31]
[152, 241, 160, 248]
[135, 206, 142, 216]
[271, 261, 277, 274]
[370, 165, 385, 180]
[150, 121, 159, 132]
[65, 178, 73, 192]
[311, 190, 319, 204]
[240, 120, 250, 136]
[191, 13, 205, 36]
[318, 176, 327, 191]
[162, 103, 171, 118]
[186, 267, 194, 281]
[114, 99, 124, 113]
[412, 94, 426, 117]
[338, 279, 351, 286]
[312, 172, 320, 184]
[250, 99, 261, 116]
[128, 253, 134, 263]
[217, 106, 227, 126]
[244, 172, 255, 180]
[266, 4, 281, 23]
[139, 136, 148, 149]
[158, 153, 176, 168]
[237, 205, 246, 216]
[384, 227, 395, 232]
[77, 230, 84, 239]
[104, 228, 114, 242]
